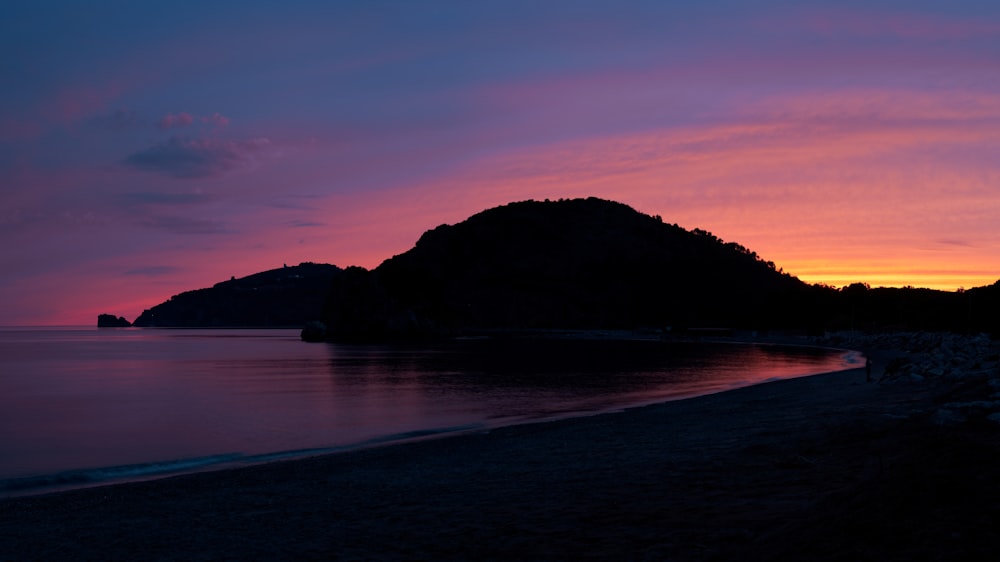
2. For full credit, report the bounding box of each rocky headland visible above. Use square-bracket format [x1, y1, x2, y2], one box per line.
[132, 262, 340, 328]
[96, 313, 131, 327]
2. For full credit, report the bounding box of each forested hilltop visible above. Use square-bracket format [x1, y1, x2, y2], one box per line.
[309, 198, 1000, 341]
[131, 262, 340, 327]
[312, 198, 821, 341]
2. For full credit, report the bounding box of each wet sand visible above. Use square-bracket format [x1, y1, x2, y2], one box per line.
[3, 362, 999, 560]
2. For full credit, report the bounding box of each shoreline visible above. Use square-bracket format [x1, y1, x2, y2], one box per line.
[3, 335, 999, 559]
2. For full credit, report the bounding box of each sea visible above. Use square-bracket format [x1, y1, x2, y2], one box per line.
[0, 327, 859, 497]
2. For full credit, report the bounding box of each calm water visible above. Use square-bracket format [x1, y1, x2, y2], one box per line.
[0, 327, 857, 496]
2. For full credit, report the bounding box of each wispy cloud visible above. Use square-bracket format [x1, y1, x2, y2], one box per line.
[157, 111, 230, 131]
[123, 136, 272, 178]
[123, 265, 182, 276]
[42, 81, 128, 124]
[82, 108, 144, 133]
[786, 7, 1000, 40]
[117, 191, 211, 206]
[201, 112, 229, 128]
[936, 239, 974, 248]
[132, 214, 231, 234]
[157, 112, 194, 130]
[286, 219, 326, 228]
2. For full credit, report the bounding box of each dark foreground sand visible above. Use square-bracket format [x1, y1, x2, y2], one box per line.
[3, 360, 1000, 560]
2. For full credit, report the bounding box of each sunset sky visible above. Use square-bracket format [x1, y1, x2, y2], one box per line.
[2, 0, 999, 325]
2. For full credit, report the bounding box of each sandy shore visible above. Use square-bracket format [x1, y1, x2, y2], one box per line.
[3, 346, 1000, 560]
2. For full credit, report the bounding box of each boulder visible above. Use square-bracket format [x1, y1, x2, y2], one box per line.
[300, 321, 328, 342]
[932, 408, 967, 427]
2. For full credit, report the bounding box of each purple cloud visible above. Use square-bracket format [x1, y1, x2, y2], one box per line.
[157, 112, 230, 130]
[157, 112, 194, 130]
[93, 108, 140, 132]
[201, 112, 230, 128]
[123, 136, 272, 178]
[937, 239, 974, 248]
[286, 219, 326, 228]
[132, 214, 230, 234]
[117, 191, 211, 206]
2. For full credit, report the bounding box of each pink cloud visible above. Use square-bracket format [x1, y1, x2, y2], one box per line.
[156, 112, 231, 130]
[44, 82, 126, 123]
[0, 63, 144, 144]
[201, 112, 230, 128]
[157, 112, 195, 130]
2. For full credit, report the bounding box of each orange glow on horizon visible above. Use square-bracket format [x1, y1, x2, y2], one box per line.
[339, 88, 1000, 293]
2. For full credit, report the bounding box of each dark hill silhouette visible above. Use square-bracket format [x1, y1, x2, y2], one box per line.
[967, 281, 1000, 335]
[832, 281, 1000, 335]
[315, 198, 829, 341]
[114, 199, 998, 338]
[133, 262, 340, 327]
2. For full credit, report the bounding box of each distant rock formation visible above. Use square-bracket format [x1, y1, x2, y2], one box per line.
[132, 262, 340, 327]
[97, 314, 132, 327]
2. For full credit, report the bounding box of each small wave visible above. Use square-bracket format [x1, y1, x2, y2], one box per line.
[1, 424, 488, 497]
[356, 423, 487, 446]
[842, 350, 864, 364]
[0, 453, 245, 495]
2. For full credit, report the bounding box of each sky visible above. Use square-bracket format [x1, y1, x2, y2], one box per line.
[2, 0, 999, 325]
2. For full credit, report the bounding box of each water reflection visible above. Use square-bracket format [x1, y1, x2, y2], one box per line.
[0, 328, 853, 493]
[319, 338, 851, 423]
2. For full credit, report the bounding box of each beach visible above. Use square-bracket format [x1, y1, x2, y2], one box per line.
[3, 339, 999, 560]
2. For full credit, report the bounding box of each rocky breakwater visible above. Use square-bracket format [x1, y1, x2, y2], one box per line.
[822, 331, 1000, 427]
